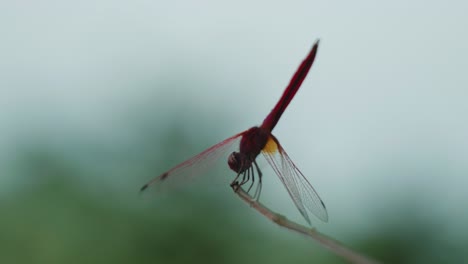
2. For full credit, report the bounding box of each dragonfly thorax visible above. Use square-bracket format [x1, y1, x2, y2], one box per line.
[239, 126, 270, 158]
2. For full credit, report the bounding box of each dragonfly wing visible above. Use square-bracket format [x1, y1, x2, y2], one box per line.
[262, 136, 328, 223]
[141, 131, 245, 191]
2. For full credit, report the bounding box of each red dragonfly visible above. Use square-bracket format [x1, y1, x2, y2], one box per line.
[141, 40, 328, 223]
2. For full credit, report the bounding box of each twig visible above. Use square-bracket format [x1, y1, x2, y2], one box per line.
[232, 186, 381, 264]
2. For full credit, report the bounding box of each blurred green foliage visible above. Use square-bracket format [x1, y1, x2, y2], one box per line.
[1, 118, 466, 264]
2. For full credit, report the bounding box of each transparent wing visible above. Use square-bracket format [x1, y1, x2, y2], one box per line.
[141, 131, 245, 191]
[262, 136, 328, 223]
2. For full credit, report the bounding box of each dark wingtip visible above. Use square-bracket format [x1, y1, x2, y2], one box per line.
[320, 199, 329, 222]
[320, 199, 326, 209]
[140, 183, 149, 192]
[140, 172, 168, 192]
[160, 172, 169, 180]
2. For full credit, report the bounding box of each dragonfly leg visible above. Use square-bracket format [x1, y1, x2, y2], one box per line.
[246, 166, 255, 193]
[230, 172, 243, 191]
[240, 166, 250, 185]
[253, 160, 263, 200]
[230, 180, 240, 192]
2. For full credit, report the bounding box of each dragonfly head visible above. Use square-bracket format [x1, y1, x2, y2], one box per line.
[228, 151, 252, 174]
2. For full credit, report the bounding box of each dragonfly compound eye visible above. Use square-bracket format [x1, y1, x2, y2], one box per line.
[228, 152, 252, 174]
[228, 152, 241, 173]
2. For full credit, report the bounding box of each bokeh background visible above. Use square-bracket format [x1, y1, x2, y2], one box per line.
[1, 1, 467, 263]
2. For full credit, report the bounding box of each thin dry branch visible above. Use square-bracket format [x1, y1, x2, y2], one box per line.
[232, 186, 381, 264]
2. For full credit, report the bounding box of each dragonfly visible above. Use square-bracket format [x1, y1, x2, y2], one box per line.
[141, 40, 328, 224]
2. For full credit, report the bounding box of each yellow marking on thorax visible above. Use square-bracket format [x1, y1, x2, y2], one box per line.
[262, 136, 278, 154]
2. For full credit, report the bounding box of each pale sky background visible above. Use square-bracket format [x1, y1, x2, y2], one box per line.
[1, 0, 467, 242]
